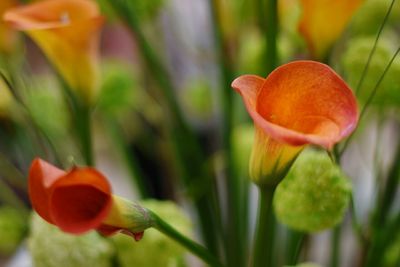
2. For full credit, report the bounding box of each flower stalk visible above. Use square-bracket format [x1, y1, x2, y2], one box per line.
[252, 186, 276, 267]
[151, 211, 224, 267]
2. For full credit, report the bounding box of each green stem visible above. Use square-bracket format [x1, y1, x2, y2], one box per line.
[339, 46, 400, 157]
[106, 0, 221, 254]
[252, 186, 276, 267]
[105, 118, 151, 198]
[365, 212, 400, 267]
[257, 0, 279, 74]
[286, 230, 305, 265]
[75, 103, 94, 166]
[329, 225, 341, 267]
[209, 0, 244, 266]
[372, 139, 400, 229]
[57, 73, 94, 166]
[355, 0, 397, 96]
[151, 212, 224, 267]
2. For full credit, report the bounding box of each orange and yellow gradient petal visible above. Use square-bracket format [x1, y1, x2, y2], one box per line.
[298, 0, 364, 59]
[4, 0, 104, 103]
[232, 61, 358, 186]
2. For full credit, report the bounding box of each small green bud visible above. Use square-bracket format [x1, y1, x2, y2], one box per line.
[29, 213, 114, 267]
[113, 200, 192, 267]
[0, 207, 27, 255]
[274, 149, 352, 232]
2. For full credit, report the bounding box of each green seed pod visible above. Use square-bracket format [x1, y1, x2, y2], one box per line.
[29, 213, 114, 267]
[350, 0, 400, 36]
[274, 149, 352, 232]
[341, 36, 400, 107]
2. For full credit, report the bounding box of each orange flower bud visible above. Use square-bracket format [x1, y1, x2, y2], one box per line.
[232, 61, 358, 186]
[29, 158, 153, 239]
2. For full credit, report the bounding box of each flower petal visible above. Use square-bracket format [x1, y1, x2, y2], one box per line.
[233, 61, 358, 150]
[49, 167, 112, 234]
[3, 0, 104, 103]
[3, 0, 100, 30]
[28, 158, 66, 224]
[298, 0, 364, 58]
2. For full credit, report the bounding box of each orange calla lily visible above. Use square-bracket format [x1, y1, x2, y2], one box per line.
[298, 0, 364, 59]
[29, 158, 153, 240]
[0, 0, 19, 54]
[4, 0, 104, 103]
[232, 60, 358, 186]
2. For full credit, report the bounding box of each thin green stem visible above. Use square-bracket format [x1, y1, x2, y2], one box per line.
[151, 212, 224, 267]
[105, 118, 151, 198]
[339, 46, 400, 157]
[252, 186, 276, 267]
[355, 0, 396, 96]
[209, 0, 244, 266]
[329, 225, 341, 267]
[257, 0, 279, 74]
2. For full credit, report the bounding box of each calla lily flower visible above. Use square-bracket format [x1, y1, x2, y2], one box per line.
[4, 0, 104, 103]
[232, 60, 358, 186]
[29, 158, 153, 240]
[298, 0, 364, 59]
[0, 0, 18, 54]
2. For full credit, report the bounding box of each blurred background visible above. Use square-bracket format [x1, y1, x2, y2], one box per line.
[0, 0, 400, 266]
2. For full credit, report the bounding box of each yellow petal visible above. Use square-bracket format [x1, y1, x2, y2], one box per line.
[298, 0, 364, 59]
[250, 126, 303, 186]
[0, 0, 18, 54]
[4, 0, 104, 103]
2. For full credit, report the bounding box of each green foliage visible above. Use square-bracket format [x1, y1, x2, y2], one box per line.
[341, 36, 400, 106]
[232, 123, 254, 176]
[181, 79, 213, 121]
[285, 263, 321, 267]
[97, 61, 138, 116]
[274, 149, 352, 232]
[113, 200, 192, 267]
[0, 206, 27, 256]
[97, 0, 164, 22]
[237, 30, 264, 75]
[350, 0, 400, 36]
[28, 213, 114, 267]
[25, 79, 69, 138]
[384, 231, 400, 267]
